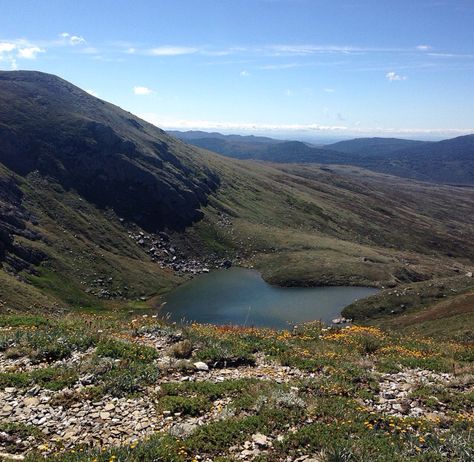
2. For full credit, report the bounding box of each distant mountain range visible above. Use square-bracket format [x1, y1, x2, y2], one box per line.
[170, 130, 474, 185]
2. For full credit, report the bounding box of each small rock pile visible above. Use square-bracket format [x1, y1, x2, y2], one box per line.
[128, 230, 211, 274]
[368, 369, 454, 419]
[0, 388, 160, 451]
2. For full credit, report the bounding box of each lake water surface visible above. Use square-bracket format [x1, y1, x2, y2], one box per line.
[162, 267, 378, 329]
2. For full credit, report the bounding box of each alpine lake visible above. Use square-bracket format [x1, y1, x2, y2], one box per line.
[161, 267, 378, 329]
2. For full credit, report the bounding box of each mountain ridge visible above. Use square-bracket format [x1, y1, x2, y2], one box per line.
[170, 129, 474, 185]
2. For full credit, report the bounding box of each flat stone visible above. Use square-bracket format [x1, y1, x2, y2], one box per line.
[193, 362, 209, 371]
[104, 403, 115, 411]
[23, 397, 39, 407]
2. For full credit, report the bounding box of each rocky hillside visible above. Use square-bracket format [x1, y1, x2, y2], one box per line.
[0, 313, 472, 461]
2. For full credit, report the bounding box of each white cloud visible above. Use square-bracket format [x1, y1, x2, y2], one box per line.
[86, 89, 99, 97]
[285, 89, 294, 96]
[416, 44, 432, 51]
[60, 32, 86, 46]
[324, 88, 336, 93]
[0, 43, 18, 69]
[240, 70, 250, 77]
[0, 42, 16, 53]
[133, 86, 154, 95]
[148, 46, 198, 56]
[386, 71, 407, 81]
[17, 47, 44, 59]
[70, 35, 86, 46]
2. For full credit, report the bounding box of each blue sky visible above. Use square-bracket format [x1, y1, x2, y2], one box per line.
[1, 0, 474, 140]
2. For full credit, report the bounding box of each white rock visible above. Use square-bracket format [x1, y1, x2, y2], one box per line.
[252, 433, 269, 447]
[194, 362, 209, 371]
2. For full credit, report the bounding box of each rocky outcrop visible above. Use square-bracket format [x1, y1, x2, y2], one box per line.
[0, 174, 44, 272]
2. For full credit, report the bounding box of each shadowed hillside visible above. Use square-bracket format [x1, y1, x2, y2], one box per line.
[0, 71, 219, 232]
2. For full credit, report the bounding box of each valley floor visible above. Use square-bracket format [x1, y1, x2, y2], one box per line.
[0, 314, 472, 461]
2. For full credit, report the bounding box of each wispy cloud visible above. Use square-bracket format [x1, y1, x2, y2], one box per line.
[133, 86, 154, 95]
[416, 44, 432, 51]
[140, 113, 347, 132]
[259, 62, 302, 70]
[148, 46, 198, 56]
[428, 52, 474, 58]
[267, 44, 368, 55]
[240, 70, 250, 77]
[324, 88, 336, 93]
[139, 112, 474, 138]
[386, 71, 407, 81]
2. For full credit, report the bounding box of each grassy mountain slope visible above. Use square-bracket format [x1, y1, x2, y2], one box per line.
[0, 71, 473, 319]
[183, 158, 474, 287]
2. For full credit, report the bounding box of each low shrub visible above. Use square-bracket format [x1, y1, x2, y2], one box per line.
[96, 339, 158, 362]
[157, 395, 210, 416]
[99, 362, 159, 397]
[169, 339, 193, 359]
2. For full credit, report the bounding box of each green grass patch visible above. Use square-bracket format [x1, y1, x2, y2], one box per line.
[0, 366, 78, 390]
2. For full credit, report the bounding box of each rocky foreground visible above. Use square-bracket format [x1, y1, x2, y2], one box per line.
[0, 315, 473, 462]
